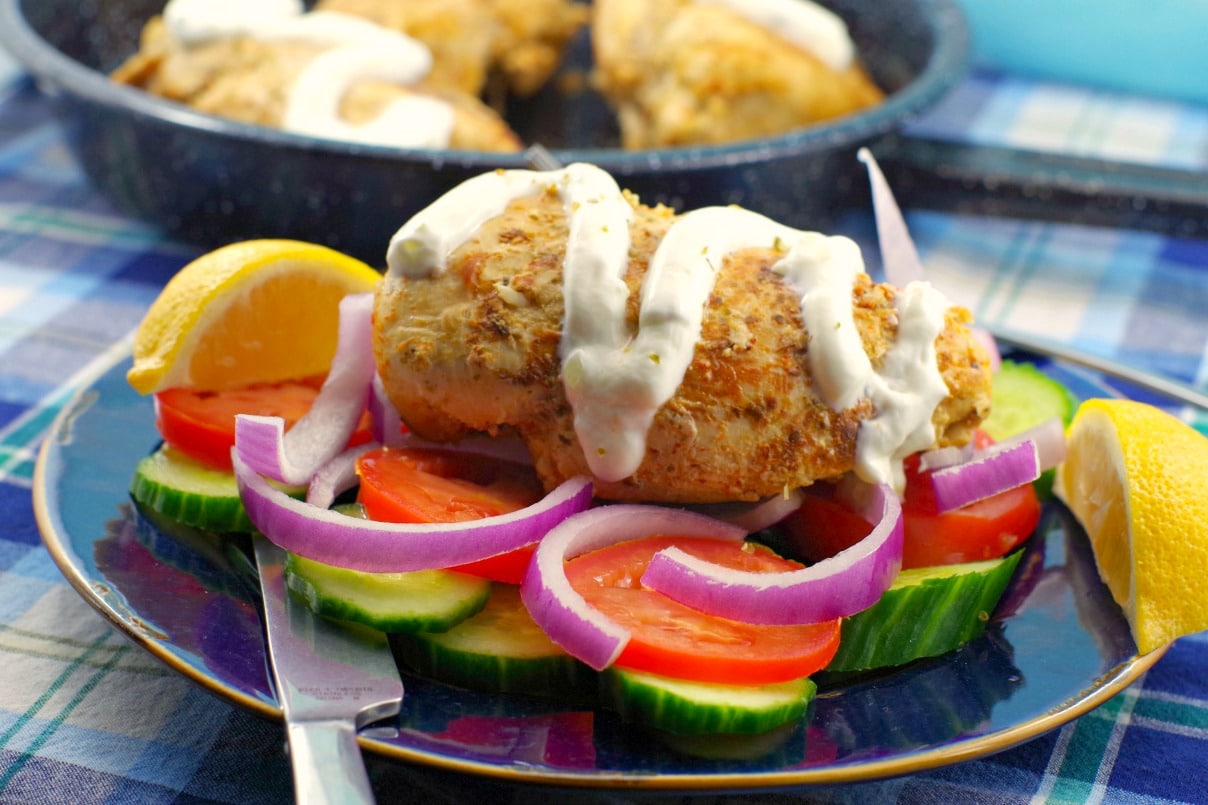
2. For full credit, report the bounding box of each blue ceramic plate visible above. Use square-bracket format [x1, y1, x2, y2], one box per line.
[32, 356, 1164, 791]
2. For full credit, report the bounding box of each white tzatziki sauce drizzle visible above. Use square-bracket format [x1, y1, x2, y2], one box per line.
[385, 163, 953, 490]
[161, 0, 448, 148]
[698, 0, 855, 72]
[774, 235, 951, 491]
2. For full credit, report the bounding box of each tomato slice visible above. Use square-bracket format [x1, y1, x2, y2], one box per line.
[565, 536, 841, 685]
[355, 446, 546, 583]
[783, 432, 1041, 569]
[898, 483, 1041, 568]
[155, 377, 372, 472]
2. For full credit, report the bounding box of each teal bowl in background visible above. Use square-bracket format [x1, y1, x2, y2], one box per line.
[955, 0, 1208, 105]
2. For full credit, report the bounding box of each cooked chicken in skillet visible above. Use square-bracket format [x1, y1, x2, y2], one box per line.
[591, 0, 884, 149]
[317, 0, 589, 98]
[112, 11, 522, 152]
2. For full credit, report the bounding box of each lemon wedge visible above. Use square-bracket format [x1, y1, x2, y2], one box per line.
[127, 240, 381, 394]
[1054, 398, 1208, 654]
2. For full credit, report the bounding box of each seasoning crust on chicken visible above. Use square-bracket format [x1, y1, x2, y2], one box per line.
[373, 182, 992, 504]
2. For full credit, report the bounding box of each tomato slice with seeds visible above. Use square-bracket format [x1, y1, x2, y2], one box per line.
[155, 377, 372, 472]
[565, 536, 842, 685]
[356, 446, 546, 583]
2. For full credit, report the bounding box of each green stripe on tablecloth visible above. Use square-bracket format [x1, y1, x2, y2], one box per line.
[0, 390, 76, 485]
[0, 624, 170, 679]
[994, 228, 1055, 328]
[970, 225, 1033, 324]
[0, 632, 131, 794]
[0, 204, 181, 251]
[1037, 691, 1136, 803]
[0, 337, 135, 485]
[1129, 691, 1208, 732]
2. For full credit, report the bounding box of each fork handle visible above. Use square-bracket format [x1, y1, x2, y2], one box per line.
[285, 720, 375, 804]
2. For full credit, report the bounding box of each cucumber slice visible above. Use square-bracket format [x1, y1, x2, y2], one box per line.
[983, 360, 1078, 439]
[600, 666, 816, 736]
[284, 552, 491, 634]
[397, 584, 593, 696]
[129, 445, 304, 533]
[826, 550, 1024, 672]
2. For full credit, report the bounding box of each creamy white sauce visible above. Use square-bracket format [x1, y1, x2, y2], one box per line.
[699, 0, 855, 72]
[566, 205, 805, 481]
[774, 232, 869, 410]
[857, 282, 952, 490]
[162, 0, 448, 148]
[385, 163, 953, 490]
[163, 0, 303, 44]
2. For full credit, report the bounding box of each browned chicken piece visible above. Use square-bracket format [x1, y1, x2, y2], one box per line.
[591, 0, 884, 149]
[484, 0, 590, 97]
[373, 187, 993, 504]
[111, 16, 522, 152]
[312, 0, 493, 95]
[316, 0, 589, 98]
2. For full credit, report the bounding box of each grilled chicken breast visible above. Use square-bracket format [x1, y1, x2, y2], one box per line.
[373, 177, 992, 503]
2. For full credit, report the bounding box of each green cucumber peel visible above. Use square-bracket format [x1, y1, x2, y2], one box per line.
[284, 552, 491, 634]
[130, 445, 302, 533]
[397, 585, 594, 696]
[600, 666, 816, 736]
[826, 550, 1024, 672]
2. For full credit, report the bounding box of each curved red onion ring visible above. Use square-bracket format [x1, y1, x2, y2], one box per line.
[685, 488, 805, 533]
[306, 442, 379, 508]
[928, 438, 1040, 513]
[859, 147, 924, 288]
[370, 373, 407, 447]
[640, 482, 903, 625]
[234, 293, 376, 486]
[520, 505, 747, 671]
[1001, 416, 1066, 472]
[234, 451, 594, 572]
[389, 431, 535, 466]
[917, 443, 975, 472]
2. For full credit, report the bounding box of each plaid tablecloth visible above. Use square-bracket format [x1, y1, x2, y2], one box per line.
[2, 43, 1207, 804]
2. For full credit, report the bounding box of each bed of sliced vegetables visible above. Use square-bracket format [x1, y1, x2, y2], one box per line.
[128, 301, 1073, 742]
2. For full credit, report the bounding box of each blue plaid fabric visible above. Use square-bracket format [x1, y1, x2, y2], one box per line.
[1, 42, 1206, 805]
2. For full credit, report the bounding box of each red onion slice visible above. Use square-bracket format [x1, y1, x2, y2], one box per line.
[1000, 416, 1067, 472]
[917, 443, 975, 472]
[928, 439, 1040, 513]
[686, 488, 805, 532]
[640, 482, 903, 625]
[389, 431, 535, 466]
[520, 505, 747, 671]
[234, 451, 594, 572]
[234, 293, 376, 486]
[306, 442, 379, 508]
[369, 374, 407, 447]
[859, 147, 924, 288]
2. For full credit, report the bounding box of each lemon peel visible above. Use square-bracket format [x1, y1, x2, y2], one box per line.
[128, 240, 380, 394]
[1055, 398, 1208, 654]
